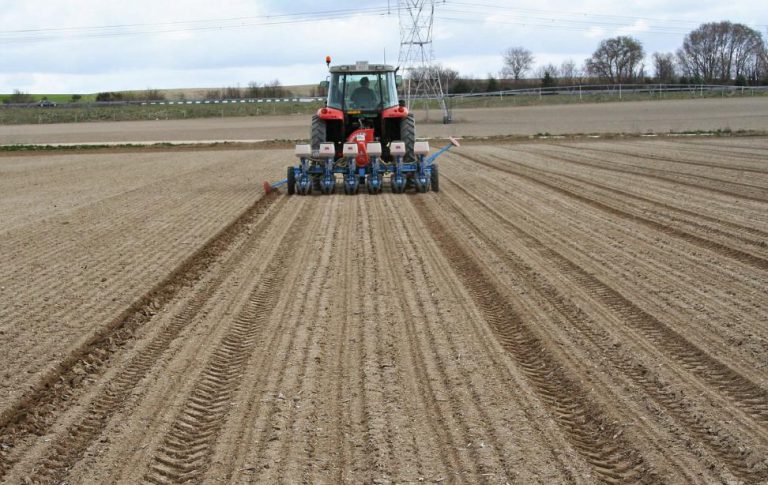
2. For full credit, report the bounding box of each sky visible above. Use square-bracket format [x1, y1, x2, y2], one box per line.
[1, 0, 766, 93]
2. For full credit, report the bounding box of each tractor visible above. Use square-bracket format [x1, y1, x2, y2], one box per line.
[281, 59, 456, 195]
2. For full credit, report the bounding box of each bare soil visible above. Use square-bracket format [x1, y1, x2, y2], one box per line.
[0, 137, 767, 483]
[1, 97, 766, 145]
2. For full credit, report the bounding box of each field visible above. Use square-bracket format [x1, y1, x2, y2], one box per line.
[1, 90, 765, 126]
[1, 97, 767, 145]
[1, 133, 767, 483]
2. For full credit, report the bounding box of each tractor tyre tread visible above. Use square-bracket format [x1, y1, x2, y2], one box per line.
[311, 115, 326, 152]
[430, 163, 439, 192]
[287, 167, 296, 195]
[400, 113, 416, 164]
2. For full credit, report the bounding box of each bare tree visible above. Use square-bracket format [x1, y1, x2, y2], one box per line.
[677, 21, 765, 82]
[407, 64, 460, 91]
[559, 59, 580, 84]
[263, 79, 288, 98]
[435, 64, 460, 93]
[246, 81, 262, 98]
[502, 47, 534, 81]
[652, 52, 677, 83]
[223, 86, 242, 99]
[586, 36, 645, 83]
[8, 89, 34, 104]
[535, 63, 559, 81]
[204, 89, 222, 100]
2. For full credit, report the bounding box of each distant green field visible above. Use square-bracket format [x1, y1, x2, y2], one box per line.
[0, 93, 97, 104]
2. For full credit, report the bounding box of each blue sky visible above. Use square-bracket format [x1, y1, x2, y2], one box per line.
[1, 0, 766, 93]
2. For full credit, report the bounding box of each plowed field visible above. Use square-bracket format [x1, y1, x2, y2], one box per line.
[1, 137, 767, 483]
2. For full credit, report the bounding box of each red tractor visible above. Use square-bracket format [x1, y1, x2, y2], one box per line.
[312, 60, 415, 166]
[281, 59, 456, 195]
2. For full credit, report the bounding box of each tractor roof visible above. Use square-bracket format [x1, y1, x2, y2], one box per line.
[329, 61, 395, 73]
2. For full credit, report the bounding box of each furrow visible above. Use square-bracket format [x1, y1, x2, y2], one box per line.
[373, 195, 469, 477]
[441, 163, 768, 422]
[463, 151, 768, 273]
[508, 147, 768, 244]
[440, 176, 768, 482]
[574, 144, 768, 175]
[0, 192, 282, 481]
[140, 196, 309, 484]
[184, 198, 328, 483]
[273, 197, 345, 482]
[241, 197, 341, 483]
[533, 146, 768, 203]
[411, 197, 649, 483]
[648, 139, 768, 163]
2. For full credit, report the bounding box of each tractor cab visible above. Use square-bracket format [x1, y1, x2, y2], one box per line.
[314, 61, 411, 163]
[326, 63, 400, 112]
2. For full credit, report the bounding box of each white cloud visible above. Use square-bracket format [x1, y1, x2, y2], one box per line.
[615, 19, 651, 36]
[1, 0, 766, 92]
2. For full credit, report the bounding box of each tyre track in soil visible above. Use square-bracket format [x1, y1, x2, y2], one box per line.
[453, 153, 768, 417]
[426, 180, 709, 482]
[456, 160, 768, 379]
[252, 198, 347, 483]
[410, 197, 649, 483]
[438, 175, 768, 482]
[569, 143, 768, 175]
[458, 151, 768, 274]
[0, 159, 261, 381]
[657, 139, 768, 162]
[14, 194, 295, 484]
[128, 196, 322, 484]
[455, 151, 768, 346]
[530, 145, 768, 203]
[203, 198, 348, 483]
[508, 147, 768, 247]
[220, 198, 339, 484]
[240, 195, 482, 482]
[214, 198, 353, 483]
[548, 143, 768, 191]
[218, 198, 384, 484]
[0, 190, 281, 481]
[388, 199, 591, 482]
[141, 196, 324, 484]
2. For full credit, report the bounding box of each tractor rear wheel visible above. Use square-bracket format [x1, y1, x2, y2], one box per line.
[286, 167, 296, 195]
[400, 113, 416, 163]
[430, 163, 439, 192]
[311, 115, 326, 153]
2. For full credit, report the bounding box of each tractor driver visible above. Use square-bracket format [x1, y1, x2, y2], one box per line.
[350, 76, 377, 109]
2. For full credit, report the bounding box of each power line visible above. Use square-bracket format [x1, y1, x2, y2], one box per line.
[0, 5, 394, 44]
[2, 2, 764, 47]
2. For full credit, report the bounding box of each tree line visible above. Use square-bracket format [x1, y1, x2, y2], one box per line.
[501, 21, 767, 87]
[92, 80, 290, 103]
